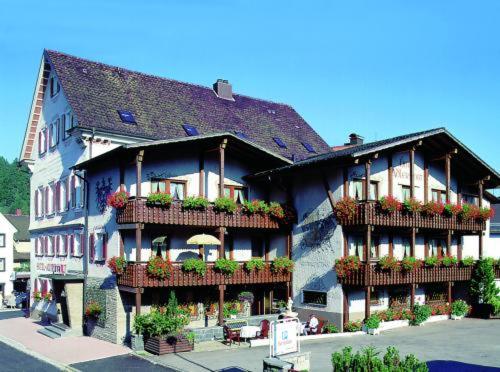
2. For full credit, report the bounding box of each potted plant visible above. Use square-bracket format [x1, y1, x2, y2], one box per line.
[424, 256, 440, 267]
[146, 192, 173, 207]
[410, 304, 431, 326]
[333, 197, 357, 220]
[402, 198, 422, 214]
[268, 202, 285, 220]
[444, 203, 462, 217]
[343, 320, 362, 332]
[461, 256, 475, 267]
[322, 323, 339, 334]
[85, 300, 102, 335]
[32, 290, 42, 302]
[378, 196, 401, 214]
[470, 258, 500, 319]
[271, 257, 294, 274]
[450, 300, 469, 320]
[477, 207, 494, 222]
[364, 314, 381, 335]
[147, 256, 172, 279]
[245, 257, 265, 271]
[107, 256, 127, 275]
[107, 191, 129, 209]
[213, 197, 237, 213]
[43, 292, 52, 302]
[459, 203, 480, 220]
[214, 258, 239, 276]
[182, 196, 209, 210]
[441, 256, 458, 267]
[335, 256, 361, 278]
[421, 201, 444, 217]
[181, 258, 207, 277]
[401, 257, 422, 271]
[378, 255, 400, 271]
[242, 199, 269, 215]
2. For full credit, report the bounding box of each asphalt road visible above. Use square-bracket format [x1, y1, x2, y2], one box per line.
[71, 355, 176, 371]
[0, 340, 57, 372]
[0, 309, 26, 320]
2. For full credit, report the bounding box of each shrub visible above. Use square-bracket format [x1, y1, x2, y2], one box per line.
[107, 256, 127, 275]
[335, 256, 361, 278]
[403, 197, 422, 214]
[379, 255, 400, 271]
[147, 256, 172, 279]
[213, 197, 237, 213]
[421, 201, 444, 216]
[461, 256, 475, 266]
[32, 290, 42, 301]
[459, 203, 480, 220]
[441, 256, 458, 267]
[242, 199, 269, 214]
[410, 304, 431, 325]
[430, 303, 450, 316]
[470, 258, 499, 311]
[378, 195, 401, 214]
[401, 257, 423, 271]
[478, 207, 494, 221]
[146, 192, 173, 207]
[323, 323, 339, 334]
[343, 321, 362, 332]
[331, 346, 428, 372]
[245, 257, 265, 271]
[451, 300, 469, 317]
[424, 256, 440, 267]
[364, 314, 380, 329]
[44, 292, 52, 301]
[181, 258, 207, 276]
[237, 291, 254, 303]
[271, 257, 294, 273]
[444, 203, 462, 217]
[182, 196, 209, 210]
[85, 301, 102, 319]
[268, 202, 285, 219]
[214, 258, 239, 275]
[333, 196, 357, 220]
[107, 191, 129, 209]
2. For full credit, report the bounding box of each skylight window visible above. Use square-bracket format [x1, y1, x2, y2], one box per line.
[234, 131, 248, 139]
[273, 137, 287, 149]
[182, 124, 199, 136]
[302, 142, 316, 153]
[117, 110, 136, 124]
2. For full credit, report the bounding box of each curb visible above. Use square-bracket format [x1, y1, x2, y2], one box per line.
[132, 351, 184, 372]
[0, 333, 79, 371]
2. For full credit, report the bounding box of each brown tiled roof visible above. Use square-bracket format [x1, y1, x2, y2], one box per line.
[45, 50, 330, 161]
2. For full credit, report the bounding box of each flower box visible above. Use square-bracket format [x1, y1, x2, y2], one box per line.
[378, 319, 409, 331]
[366, 328, 380, 335]
[450, 314, 463, 320]
[423, 315, 449, 324]
[144, 334, 193, 355]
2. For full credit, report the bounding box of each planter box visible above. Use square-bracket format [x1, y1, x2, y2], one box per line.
[379, 319, 409, 331]
[367, 328, 380, 335]
[144, 335, 193, 355]
[131, 333, 144, 351]
[424, 315, 449, 324]
[450, 314, 464, 320]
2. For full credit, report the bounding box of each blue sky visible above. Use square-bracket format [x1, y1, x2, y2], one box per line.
[1, 0, 499, 173]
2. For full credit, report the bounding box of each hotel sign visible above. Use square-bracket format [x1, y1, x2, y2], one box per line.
[36, 262, 67, 274]
[270, 318, 300, 357]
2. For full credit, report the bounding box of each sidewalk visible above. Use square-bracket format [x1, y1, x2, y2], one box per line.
[0, 316, 130, 366]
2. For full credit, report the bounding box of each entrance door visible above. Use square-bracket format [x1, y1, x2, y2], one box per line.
[59, 288, 70, 326]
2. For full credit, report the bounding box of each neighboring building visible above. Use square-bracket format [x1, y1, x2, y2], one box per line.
[252, 129, 500, 329]
[0, 212, 16, 298]
[488, 203, 500, 245]
[4, 212, 30, 292]
[19, 50, 329, 342]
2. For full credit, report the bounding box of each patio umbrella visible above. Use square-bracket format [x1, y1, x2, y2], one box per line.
[186, 234, 221, 246]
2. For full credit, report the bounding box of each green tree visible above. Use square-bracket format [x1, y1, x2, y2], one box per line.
[470, 258, 499, 308]
[0, 156, 30, 214]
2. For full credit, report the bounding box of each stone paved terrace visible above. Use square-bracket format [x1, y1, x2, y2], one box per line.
[146, 318, 500, 371]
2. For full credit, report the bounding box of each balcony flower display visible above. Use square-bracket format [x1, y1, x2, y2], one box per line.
[401, 256, 423, 271]
[424, 256, 441, 267]
[271, 257, 294, 274]
[32, 290, 42, 302]
[214, 258, 239, 275]
[147, 256, 172, 279]
[461, 256, 475, 266]
[182, 196, 209, 210]
[378, 196, 401, 214]
[443, 203, 462, 217]
[421, 201, 444, 216]
[181, 258, 207, 276]
[107, 191, 129, 209]
[333, 196, 357, 220]
[268, 202, 285, 220]
[441, 256, 458, 267]
[335, 256, 360, 278]
[147, 192, 173, 207]
[402, 197, 422, 214]
[242, 199, 269, 215]
[458, 203, 480, 220]
[213, 197, 237, 213]
[245, 257, 265, 271]
[85, 301, 102, 319]
[378, 255, 400, 271]
[478, 207, 495, 222]
[107, 256, 127, 275]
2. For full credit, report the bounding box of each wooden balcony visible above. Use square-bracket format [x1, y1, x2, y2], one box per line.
[117, 262, 291, 288]
[337, 202, 485, 232]
[116, 198, 288, 230]
[337, 263, 475, 286]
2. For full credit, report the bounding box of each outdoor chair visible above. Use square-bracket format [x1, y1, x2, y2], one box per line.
[256, 319, 270, 339]
[223, 325, 241, 346]
[309, 320, 324, 335]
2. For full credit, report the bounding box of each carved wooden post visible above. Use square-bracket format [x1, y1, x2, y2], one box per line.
[424, 157, 429, 203]
[457, 235, 462, 260]
[411, 228, 416, 257]
[218, 285, 225, 325]
[343, 289, 349, 327]
[409, 148, 415, 198]
[218, 227, 225, 259]
[136, 150, 144, 198]
[364, 160, 371, 201]
[135, 288, 142, 315]
[365, 286, 371, 320]
[445, 153, 451, 203]
[388, 153, 393, 196]
[199, 152, 205, 197]
[478, 181, 483, 258]
[365, 226, 371, 262]
[447, 230, 452, 257]
[219, 139, 227, 197]
[410, 284, 415, 309]
[447, 282, 452, 305]
[343, 167, 348, 198]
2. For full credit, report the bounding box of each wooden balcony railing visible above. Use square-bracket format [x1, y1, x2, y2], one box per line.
[337, 202, 486, 231]
[116, 198, 289, 230]
[337, 263, 476, 286]
[117, 262, 291, 288]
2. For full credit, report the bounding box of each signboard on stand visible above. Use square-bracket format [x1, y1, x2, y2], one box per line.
[269, 318, 300, 357]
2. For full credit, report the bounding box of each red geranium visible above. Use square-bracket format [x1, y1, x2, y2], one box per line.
[421, 201, 444, 216]
[333, 197, 357, 220]
[378, 195, 402, 214]
[335, 256, 361, 278]
[107, 191, 129, 209]
[444, 203, 462, 217]
[107, 256, 127, 275]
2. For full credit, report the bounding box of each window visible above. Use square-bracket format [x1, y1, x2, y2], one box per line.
[39, 128, 47, 155]
[431, 189, 446, 203]
[72, 233, 84, 257]
[47, 236, 55, 256]
[349, 236, 364, 261]
[401, 185, 411, 201]
[352, 179, 363, 201]
[302, 290, 327, 306]
[71, 173, 85, 209]
[117, 110, 136, 124]
[91, 232, 107, 262]
[58, 235, 68, 256]
[58, 180, 67, 213]
[70, 112, 77, 129]
[370, 289, 383, 306]
[369, 181, 378, 201]
[49, 119, 59, 148]
[182, 124, 199, 136]
[0, 234, 5, 248]
[151, 179, 186, 200]
[428, 239, 447, 257]
[273, 137, 287, 149]
[301, 142, 316, 153]
[462, 194, 478, 206]
[62, 113, 71, 139]
[35, 237, 44, 256]
[370, 237, 380, 260]
[251, 236, 264, 258]
[224, 185, 247, 203]
[49, 76, 60, 97]
[0, 258, 5, 272]
[402, 238, 411, 258]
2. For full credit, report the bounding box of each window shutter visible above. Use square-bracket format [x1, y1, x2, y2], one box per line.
[35, 189, 39, 217]
[56, 235, 60, 255]
[45, 187, 49, 215]
[71, 175, 76, 208]
[55, 119, 60, 144]
[34, 278, 39, 292]
[80, 233, 85, 257]
[45, 129, 48, 153]
[38, 132, 42, 155]
[70, 235, 75, 256]
[89, 234, 95, 263]
[103, 234, 108, 261]
[35, 238, 39, 255]
[45, 236, 49, 255]
[56, 181, 61, 212]
[66, 177, 71, 210]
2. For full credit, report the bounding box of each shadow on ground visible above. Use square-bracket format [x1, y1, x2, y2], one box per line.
[428, 360, 500, 371]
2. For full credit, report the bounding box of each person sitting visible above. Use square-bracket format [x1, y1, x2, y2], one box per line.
[306, 314, 319, 335]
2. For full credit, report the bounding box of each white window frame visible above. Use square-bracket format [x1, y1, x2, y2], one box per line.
[94, 232, 106, 261]
[58, 235, 68, 256]
[74, 233, 83, 256]
[47, 236, 55, 256]
[59, 179, 67, 213]
[40, 128, 47, 155]
[49, 76, 60, 98]
[47, 182, 56, 215]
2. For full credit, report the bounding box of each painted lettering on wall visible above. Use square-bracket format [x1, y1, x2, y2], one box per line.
[36, 262, 67, 274]
[393, 155, 423, 182]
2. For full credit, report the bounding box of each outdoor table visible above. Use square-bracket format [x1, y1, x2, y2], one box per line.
[239, 325, 261, 339]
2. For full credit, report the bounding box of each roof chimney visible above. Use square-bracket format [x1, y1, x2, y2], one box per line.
[213, 79, 233, 100]
[15, 209, 22, 216]
[346, 133, 364, 146]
